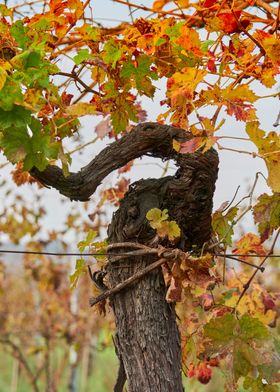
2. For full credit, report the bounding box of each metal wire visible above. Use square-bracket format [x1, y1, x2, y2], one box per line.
[0, 249, 279, 258]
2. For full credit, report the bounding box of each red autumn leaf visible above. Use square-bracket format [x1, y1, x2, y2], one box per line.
[203, 0, 217, 7]
[226, 99, 255, 121]
[207, 59, 216, 73]
[262, 294, 276, 311]
[240, 18, 250, 29]
[61, 91, 73, 106]
[197, 363, 212, 384]
[207, 358, 219, 367]
[218, 11, 241, 33]
[187, 363, 196, 378]
[167, 77, 175, 89]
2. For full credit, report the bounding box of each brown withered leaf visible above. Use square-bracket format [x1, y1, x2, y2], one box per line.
[166, 276, 182, 302]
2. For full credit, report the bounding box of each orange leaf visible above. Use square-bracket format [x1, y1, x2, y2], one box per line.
[233, 233, 266, 257]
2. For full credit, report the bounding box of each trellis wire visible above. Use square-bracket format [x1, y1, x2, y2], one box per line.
[0, 249, 279, 258]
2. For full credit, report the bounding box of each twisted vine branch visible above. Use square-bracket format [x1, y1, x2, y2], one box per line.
[31, 122, 188, 201]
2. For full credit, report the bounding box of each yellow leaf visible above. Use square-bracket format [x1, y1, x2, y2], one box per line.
[167, 67, 206, 105]
[24, 88, 43, 111]
[263, 36, 280, 66]
[246, 121, 280, 192]
[146, 208, 168, 229]
[178, 0, 189, 6]
[257, 309, 276, 326]
[0, 67, 7, 92]
[172, 139, 181, 152]
[65, 103, 98, 117]
[166, 221, 181, 241]
[146, 208, 180, 241]
[222, 85, 258, 103]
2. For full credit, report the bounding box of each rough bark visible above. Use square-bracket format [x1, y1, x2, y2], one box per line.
[30, 123, 188, 201]
[30, 122, 219, 391]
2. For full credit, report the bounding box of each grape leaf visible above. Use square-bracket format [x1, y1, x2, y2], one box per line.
[239, 314, 269, 341]
[0, 117, 59, 170]
[212, 206, 238, 245]
[253, 193, 280, 241]
[103, 39, 124, 69]
[204, 313, 237, 344]
[233, 233, 266, 256]
[0, 67, 7, 91]
[0, 106, 32, 130]
[70, 258, 87, 289]
[73, 49, 91, 65]
[246, 121, 280, 192]
[66, 103, 99, 116]
[146, 208, 181, 241]
[0, 77, 23, 111]
[10, 20, 30, 50]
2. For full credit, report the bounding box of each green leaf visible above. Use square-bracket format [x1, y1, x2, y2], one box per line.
[204, 314, 238, 344]
[146, 208, 180, 240]
[200, 40, 215, 52]
[111, 110, 128, 134]
[25, 51, 41, 68]
[70, 258, 86, 289]
[233, 341, 253, 380]
[77, 230, 97, 252]
[103, 39, 123, 69]
[120, 55, 157, 97]
[0, 117, 59, 170]
[155, 37, 167, 46]
[73, 49, 91, 65]
[10, 21, 30, 50]
[244, 376, 278, 392]
[212, 206, 239, 245]
[239, 315, 269, 341]
[0, 106, 32, 130]
[165, 21, 185, 41]
[84, 25, 100, 41]
[0, 77, 23, 110]
[30, 17, 51, 32]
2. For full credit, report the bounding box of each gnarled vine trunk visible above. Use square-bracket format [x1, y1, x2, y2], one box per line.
[30, 123, 219, 391]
